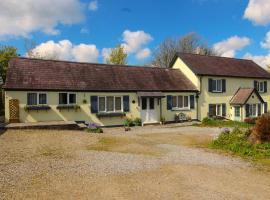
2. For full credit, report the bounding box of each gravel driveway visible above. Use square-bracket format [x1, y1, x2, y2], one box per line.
[0, 125, 270, 200]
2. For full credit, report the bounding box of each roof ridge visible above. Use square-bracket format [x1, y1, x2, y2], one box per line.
[13, 57, 176, 71]
[177, 52, 253, 62]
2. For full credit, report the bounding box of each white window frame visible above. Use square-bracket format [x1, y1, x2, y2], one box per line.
[216, 104, 222, 116]
[27, 92, 48, 106]
[249, 104, 257, 117]
[212, 79, 222, 93]
[234, 106, 240, 117]
[98, 96, 123, 113]
[172, 95, 190, 110]
[258, 81, 264, 93]
[58, 92, 77, 105]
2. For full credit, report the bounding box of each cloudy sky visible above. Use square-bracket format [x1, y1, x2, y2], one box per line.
[1, 0, 270, 68]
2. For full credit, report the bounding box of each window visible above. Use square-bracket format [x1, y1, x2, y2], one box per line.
[141, 97, 147, 110]
[259, 82, 264, 92]
[172, 95, 190, 109]
[216, 104, 222, 116]
[59, 93, 76, 105]
[249, 104, 257, 117]
[149, 98, 154, 110]
[98, 96, 123, 112]
[27, 92, 47, 106]
[213, 80, 222, 92]
[27, 93, 37, 105]
[235, 106, 240, 117]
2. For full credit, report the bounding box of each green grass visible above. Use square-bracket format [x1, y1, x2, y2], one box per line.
[210, 128, 270, 161]
[197, 118, 253, 128]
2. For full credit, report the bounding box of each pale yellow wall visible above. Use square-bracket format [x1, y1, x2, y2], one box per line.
[171, 58, 200, 89]
[161, 92, 197, 121]
[5, 91, 197, 125]
[5, 91, 140, 126]
[198, 76, 270, 121]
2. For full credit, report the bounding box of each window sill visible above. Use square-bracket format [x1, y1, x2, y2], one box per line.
[56, 105, 80, 111]
[24, 105, 51, 111]
[96, 112, 126, 118]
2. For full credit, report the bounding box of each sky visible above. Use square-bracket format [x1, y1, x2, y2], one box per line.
[1, 0, 270, 68]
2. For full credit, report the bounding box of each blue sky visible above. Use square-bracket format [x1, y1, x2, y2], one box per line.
[1, 0, 270, 67]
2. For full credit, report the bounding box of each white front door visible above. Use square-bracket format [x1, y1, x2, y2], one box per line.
[141, 97, 159, 124]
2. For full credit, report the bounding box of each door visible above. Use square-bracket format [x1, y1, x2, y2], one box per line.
[140, 97, 159, 124]
[9, 99, 20, 123]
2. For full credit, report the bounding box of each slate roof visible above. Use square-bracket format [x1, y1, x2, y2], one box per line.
[230, 88, 264, 105]
[174, 53, 270, 79]
[4, 57, 197, 92]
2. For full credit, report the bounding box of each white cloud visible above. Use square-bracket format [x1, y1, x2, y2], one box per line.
[244, 53, 270, 68]
[101, 30, 153, 62]
[122, 30, 153, 54]
[244, 0, 270, 25]
[0, 0, 84, 38]
[213, 36, 251, 57]
[29, 40, 99, 62]
[101, 48, 112, 62]
[88, 0, 98, 11]
[261, 31, 270, 49]
[136, 48, 151, 60]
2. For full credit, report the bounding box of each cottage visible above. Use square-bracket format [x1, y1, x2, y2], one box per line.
[4, 57, 197, 126]
[4, 53, 270, 126]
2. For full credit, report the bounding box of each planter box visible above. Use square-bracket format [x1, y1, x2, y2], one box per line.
[96, 112, 126, 118]
[25, 105, 51, 111]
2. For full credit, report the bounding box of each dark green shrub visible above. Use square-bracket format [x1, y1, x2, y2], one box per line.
[123, 118, 134, 127]
[133, 118, 142, 126]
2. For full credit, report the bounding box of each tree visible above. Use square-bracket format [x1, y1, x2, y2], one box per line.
[106, 45, 127, 65]
[24, 39, 59, 60]
[0, 46, 18, 83]
[151, 32, 217, 68]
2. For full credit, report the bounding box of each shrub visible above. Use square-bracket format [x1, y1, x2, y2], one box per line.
[123, 118, 134, 127]
[202, 117, 212, 124]
[86, 123, 103, 133]
[133, 118, 142, 126]
[244, 117, 257, 124]
[251, 113, 270, 143]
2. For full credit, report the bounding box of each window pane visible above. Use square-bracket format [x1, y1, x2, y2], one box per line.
[106, 96, 114, 112]
[172, 96, 177, 107]
[69, 93, 76, 104]
[235, 107, 240, 117]
[259, 82, 264, 92]
[217, 80, 222, 91]
[99, 97, 105, 112]
[253, 104, 256, 116]
[59, 93, 68, 104]
[217, 104, 221, 116]
[184, 96, 189, 107]
[213, 80, 217, 91]
[149, 98, 154, 109]
[178, 96, 183, 108]
[141, 97, 147, 110]
[115, 97, 122, 111]
[27, 93, 37, 105]
[39, 93, 47, 105]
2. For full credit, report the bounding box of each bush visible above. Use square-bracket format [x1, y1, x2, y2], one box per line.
[244, 117, 257, 124]
[123, 118, 134, 127]
[202, 117, 212, 124]
[86, 123, 103, 133]
[211, 127, 270, 159]
[251, 113, 270, 143]
[133, 118, 142, 126]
